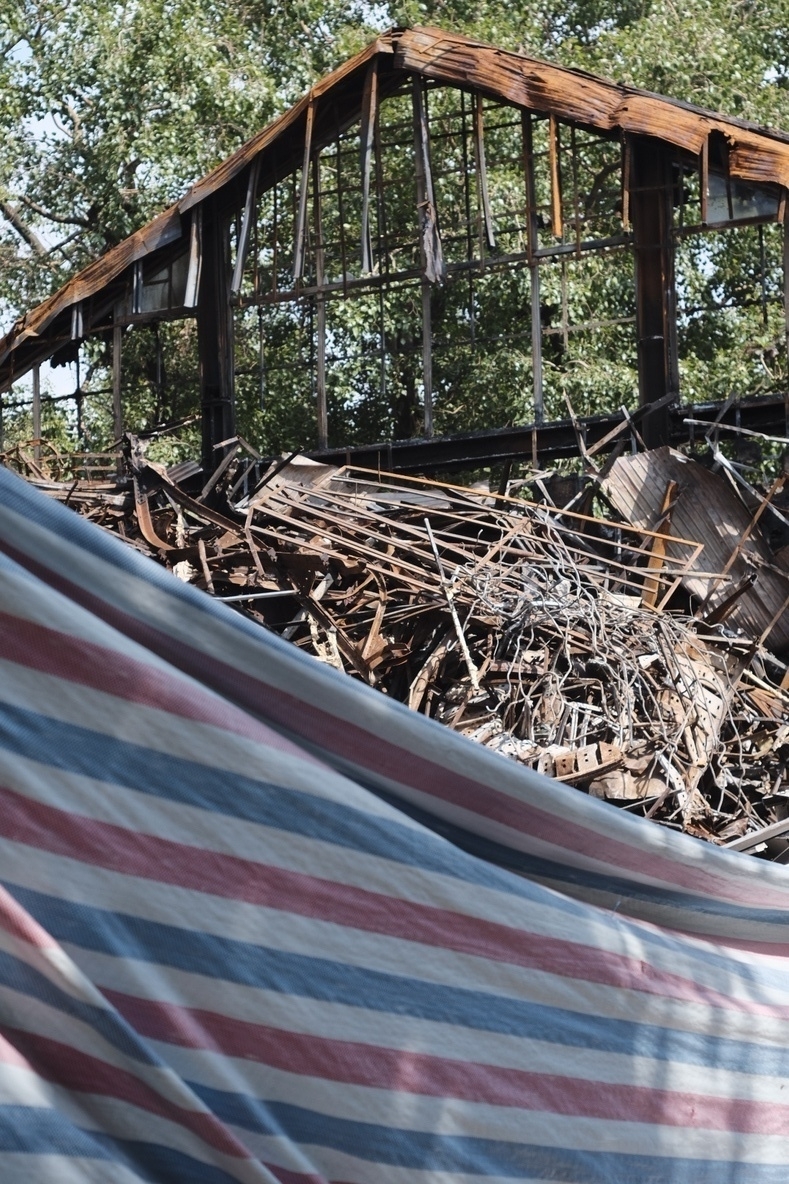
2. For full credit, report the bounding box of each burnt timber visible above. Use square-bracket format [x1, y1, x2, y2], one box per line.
[1, 26, 789, 470]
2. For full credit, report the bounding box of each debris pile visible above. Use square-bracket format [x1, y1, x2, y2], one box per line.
[7, 437, 789, 856]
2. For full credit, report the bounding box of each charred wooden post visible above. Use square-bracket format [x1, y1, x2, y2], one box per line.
[197, 200, 235, 474]
[629, 135, 679, 449]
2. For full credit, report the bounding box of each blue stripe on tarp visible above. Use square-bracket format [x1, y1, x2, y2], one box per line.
[374, 788, 789, 934]
[0, 950, 163, 1067]
[0, 702, 576, 903]
[4, 701, 789, 944]
[7, 884, 785, 1079]
[193, 1087, 785, 1183]
[0, 1105, 248, 1183]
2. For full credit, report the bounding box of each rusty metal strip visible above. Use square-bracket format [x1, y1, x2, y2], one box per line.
[231, 157, 261, 299]
[472, 94, 496, 250]
[293, 99, 316, 284]
[359, 58, 379, 275]
[133, 476, 174, 552]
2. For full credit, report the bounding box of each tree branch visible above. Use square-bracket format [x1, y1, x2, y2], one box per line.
[0, 201, 47, 256]
[16, 193, 91, 228]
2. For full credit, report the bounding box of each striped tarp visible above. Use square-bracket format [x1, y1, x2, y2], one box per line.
[0, 465, 788, 1182]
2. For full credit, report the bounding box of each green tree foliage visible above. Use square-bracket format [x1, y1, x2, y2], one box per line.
[1, 0, 788, 456]
[0, 0, 373, 310]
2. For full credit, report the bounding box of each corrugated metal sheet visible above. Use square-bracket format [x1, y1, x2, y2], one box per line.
[602, 447, 789, 651]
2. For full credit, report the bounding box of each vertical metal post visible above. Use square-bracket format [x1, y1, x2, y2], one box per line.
[523, 113, 544, 424]
[421, 282, 433, 437]
[472, 94, 496, 251]
[413, 77, 442, 437]
[293, 99, 315, 284]
[412, 78, 444, 284]
[112, 324, 124, 440]
[184, 209, 202, 307]
[783, 201, 789, 438]
[231, 157, 261, 300]
[313, 154, 328, 449]
[112, 323, 123, 474]
[197, 200, 236, 473]
[75, 350, 83, 446]
[629, 134, 679, 448]
[359, 60, 378, 275]
[32, 365, 41, 463]
[373, 96, 388, 405]
[621, 137, 631, 231]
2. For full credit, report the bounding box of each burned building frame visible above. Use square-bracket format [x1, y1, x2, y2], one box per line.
[1, 26, 788, 475]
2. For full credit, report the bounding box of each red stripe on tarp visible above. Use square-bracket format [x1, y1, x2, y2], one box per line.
[0, 1025, 253, 1159]
[104, 989, 789, 1135]
[0, 784, 782, 1021]
[0, 612, 319, 765]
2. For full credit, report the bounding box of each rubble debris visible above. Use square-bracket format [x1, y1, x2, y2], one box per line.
[6, 437, 789, 857]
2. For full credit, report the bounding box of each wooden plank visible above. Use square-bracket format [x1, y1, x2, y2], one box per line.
[641, 479, 677, 608]
[394, 28, 789, 179]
